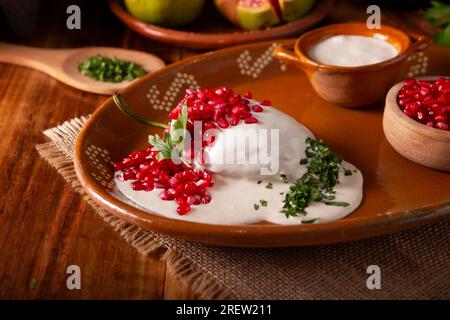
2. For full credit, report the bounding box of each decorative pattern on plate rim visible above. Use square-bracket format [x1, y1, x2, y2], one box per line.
[85, 144, 117, 192]
[146, 73, 200, 112]
[407, 52, 428, 77]
[237, 43, 287, 78]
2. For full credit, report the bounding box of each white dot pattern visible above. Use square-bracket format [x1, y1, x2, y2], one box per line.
[146, 73, 200, 112]
[85, 144, 117, 192]
[407, 52, 428, 78]
[237, 43, 286, 78]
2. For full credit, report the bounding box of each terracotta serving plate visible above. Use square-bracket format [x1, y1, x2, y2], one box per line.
[109, 0, 335, 50]
[74, 39, 450, 247]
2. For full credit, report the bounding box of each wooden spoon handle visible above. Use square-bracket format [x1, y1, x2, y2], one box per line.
[0, 42, 67, 74]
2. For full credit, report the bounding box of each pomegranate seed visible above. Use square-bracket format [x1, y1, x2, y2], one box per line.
[260, 99, 272, 106]
[252, 105, 263, 112]
[201, 195, 211, 204]
[217, 118, 229, 128]
[435, 115, 447, 123]
[187, 196, 201, 205]
[397, 77, 450, 131]
[403, 108, 415, 118]
[416, 111, 426, 123]
[206, 135, 216, 146]
[403, 78, 416, 87]
[245, 117, 258, 124]
[132, 181, 146, 191]
[159, 190, 174, 201]
[177, 203, 191, 215]
[406, 102, 419, 113]
[121, 158, 135, 168]
[244, 91, 253, 99]
[436, 122, 449, 130]
[240, 112, 252, 119]
[230, 115, 240, 126]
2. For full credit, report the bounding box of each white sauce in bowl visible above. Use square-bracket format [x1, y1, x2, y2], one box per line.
[308, 35, 399, 67]
[115, 102, 364, 226]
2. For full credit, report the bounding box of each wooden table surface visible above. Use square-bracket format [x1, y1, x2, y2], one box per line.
[0, 0, 438, 299]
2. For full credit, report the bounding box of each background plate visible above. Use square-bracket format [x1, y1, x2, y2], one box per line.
[109, 0, 335, 49]
[75, 39, 450, 247]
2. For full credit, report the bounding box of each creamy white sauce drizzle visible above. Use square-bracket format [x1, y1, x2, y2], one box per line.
[115, 101, 364, 226]
[308, 35, 399, 67]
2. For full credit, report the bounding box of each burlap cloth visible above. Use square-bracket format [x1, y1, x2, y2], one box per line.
[36, 117, 450, 300]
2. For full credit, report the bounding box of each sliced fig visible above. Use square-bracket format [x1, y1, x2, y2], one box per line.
[237, 0, 280, 30]
[277, 0, 315, 22]
[215, 0, 279, 31]
[214, 0, 315, 30]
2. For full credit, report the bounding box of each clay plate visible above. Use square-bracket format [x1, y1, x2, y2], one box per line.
[74, 39, 450, 247]
[108, 0, 335, 50]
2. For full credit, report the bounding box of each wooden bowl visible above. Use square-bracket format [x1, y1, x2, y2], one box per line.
[109, 0, 335, 50]
[383, 77, 450, 172]
[274, 23, 431, 107]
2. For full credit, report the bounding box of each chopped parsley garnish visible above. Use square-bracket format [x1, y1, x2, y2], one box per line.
[148, 102, 188, 164]
[282, 137, 351, 218]
[266, 182, 273, 189]
[254, 204, 260, 210]
[78, 55, 147, 83]
[257, 181, 262, 184]
[280, 174, 288, 183]
[260, 199, 268, 207]
[301, 218, 318, 224]
[325, 201, 350, 207]
[344, 169, 353, 176]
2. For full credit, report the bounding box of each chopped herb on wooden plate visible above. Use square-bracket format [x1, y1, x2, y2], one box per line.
[78, 54, 147, 83]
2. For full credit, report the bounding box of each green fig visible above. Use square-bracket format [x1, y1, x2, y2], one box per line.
[214, 0, 315, 30]
[124, 0, 206, 27]
[277, 0, 315, 22]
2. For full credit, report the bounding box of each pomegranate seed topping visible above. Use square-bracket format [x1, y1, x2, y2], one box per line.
[217, 118, 229, 128]
[114, 87, 274, 215]
[230, 115, 240, 126]
[240, 112, 252, 119]
[132, 181, 146, 191]
[252, 105, 263, 112]
[245, 117, 258, 124]
[397, 77, 450, 131]
[201, 195, 211, 204]
[159, 190, 174, 201]
[244, 91, 253, 99]
[177, 203, 191, 215]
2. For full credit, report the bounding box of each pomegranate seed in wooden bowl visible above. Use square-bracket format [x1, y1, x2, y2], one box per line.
[383, 77, 450, 172]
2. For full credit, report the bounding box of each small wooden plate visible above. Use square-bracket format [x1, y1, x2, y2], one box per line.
[108, 0, 335, 50]
[74, 40, 450, 247]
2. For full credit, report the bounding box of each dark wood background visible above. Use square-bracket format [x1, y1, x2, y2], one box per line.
[0, 0, 439, 299]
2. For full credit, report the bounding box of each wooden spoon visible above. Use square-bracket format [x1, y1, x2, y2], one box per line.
[0, 42, 166, 95]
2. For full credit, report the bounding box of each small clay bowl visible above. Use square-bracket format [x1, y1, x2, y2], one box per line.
[383, 77, 450, 172]
[273, 23, 431, 107]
